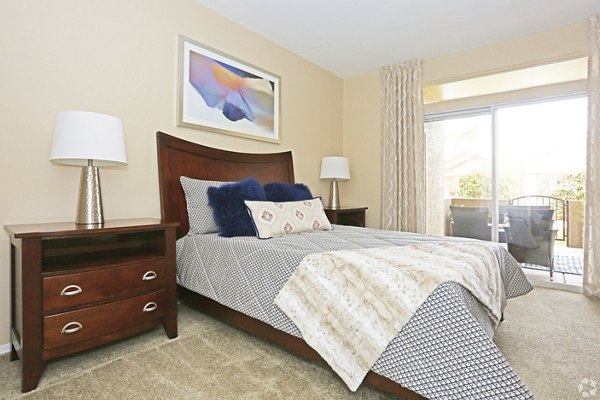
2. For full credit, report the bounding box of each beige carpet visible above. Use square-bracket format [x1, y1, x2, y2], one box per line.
[1, 288, 599, 399]
[494, 287, 600, 399]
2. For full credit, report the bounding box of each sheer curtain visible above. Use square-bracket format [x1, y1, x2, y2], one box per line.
[584, 14, 600, 298]
[380, 60, 426, 233]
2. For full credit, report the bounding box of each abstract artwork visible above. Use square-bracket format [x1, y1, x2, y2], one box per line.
[177, 36, 280, 143]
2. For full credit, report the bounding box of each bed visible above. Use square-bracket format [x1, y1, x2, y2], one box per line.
[156, 131, 534, 399]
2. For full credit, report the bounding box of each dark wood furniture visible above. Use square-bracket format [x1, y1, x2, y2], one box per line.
[324, 207, 367, 227]
[156, 131, 424, 400]
[5, 218, 178, 393]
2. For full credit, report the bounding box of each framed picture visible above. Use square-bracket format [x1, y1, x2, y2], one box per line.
[177, 35, 280, 143]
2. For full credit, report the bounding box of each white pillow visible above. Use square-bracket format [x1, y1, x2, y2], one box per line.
[244, 198, 332, 239]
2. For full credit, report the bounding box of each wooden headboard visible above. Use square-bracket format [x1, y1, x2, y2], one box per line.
[156, 131, 294, 239]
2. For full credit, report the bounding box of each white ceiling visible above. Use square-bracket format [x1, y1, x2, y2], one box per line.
[194, 0, 600, 78]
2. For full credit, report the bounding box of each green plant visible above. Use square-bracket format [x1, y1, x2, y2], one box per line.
[552, 171, 585, 201]
[457, 173, 490, 198]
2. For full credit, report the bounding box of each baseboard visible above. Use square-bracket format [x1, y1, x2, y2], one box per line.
[528, 275, 583, 293]
[0, 343, 11, 355]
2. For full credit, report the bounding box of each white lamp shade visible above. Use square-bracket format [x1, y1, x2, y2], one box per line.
[50, 111, 127, 166]
[320, 156, 350, 180]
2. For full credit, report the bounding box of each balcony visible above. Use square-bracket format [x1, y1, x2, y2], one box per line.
[445, 197, 583, 287]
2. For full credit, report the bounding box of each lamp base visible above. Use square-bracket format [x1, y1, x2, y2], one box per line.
[328, 179, 341, 209]
[76, 163, 104, 225]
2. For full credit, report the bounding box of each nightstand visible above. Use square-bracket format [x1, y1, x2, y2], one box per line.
[4, 218, 179, 392]
[324, 207, 368, 227]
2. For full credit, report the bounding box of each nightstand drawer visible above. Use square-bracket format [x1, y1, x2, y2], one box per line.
[43, 290, 166, 350]
[43, 259, 166, 314]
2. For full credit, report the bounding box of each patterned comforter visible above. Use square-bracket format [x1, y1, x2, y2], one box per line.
[275, 242, 506, 391]
[176, 225, 534, 399]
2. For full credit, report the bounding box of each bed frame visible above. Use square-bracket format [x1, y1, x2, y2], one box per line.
[156, 131, 424, 400]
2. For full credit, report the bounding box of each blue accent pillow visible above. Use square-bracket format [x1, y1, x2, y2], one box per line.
[264, 182, 313, 202]
[207, 178, 267, 237]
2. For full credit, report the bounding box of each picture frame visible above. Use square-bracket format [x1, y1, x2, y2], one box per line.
[177, 35, 281, 143]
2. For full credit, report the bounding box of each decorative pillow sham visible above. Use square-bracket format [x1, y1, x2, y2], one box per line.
[263, 182, 313, 202]
[180, 176, 225, 234]
[207, 178, 267, 237]
[245, 198, 332, 239]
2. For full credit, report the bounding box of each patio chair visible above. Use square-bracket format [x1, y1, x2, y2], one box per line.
[504, 207, 557, 280]
[449, 206, 491, 241]
[499, 205, 508, 225]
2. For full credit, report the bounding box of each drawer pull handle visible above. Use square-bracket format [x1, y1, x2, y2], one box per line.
[61, 322, 83, 334]
[60, 285, 83, 296]
[142, 271, 157, 281]
[143, 302, 158, 313]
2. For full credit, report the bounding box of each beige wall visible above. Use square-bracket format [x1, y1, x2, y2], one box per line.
[423, 21, 588, 85]
[342, 72, 381, 228]
[342, 21, 589, 230]
[0, 0, 343, 347]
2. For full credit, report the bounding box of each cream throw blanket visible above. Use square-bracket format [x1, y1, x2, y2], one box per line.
[274, 242, 503, 391]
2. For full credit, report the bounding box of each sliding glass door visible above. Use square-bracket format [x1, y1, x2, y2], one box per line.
[425, 112, 493, 241]
[496, 97, 587, 240]
[425, 95, 587, 275]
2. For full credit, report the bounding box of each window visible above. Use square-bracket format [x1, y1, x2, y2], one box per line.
[425, 95, 586, 277]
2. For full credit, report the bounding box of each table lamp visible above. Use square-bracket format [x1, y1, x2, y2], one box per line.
[320, 156, 350, 209]
[50, 111, 127, 225]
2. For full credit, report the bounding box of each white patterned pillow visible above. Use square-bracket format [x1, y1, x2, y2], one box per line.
[180, 176, 225, 234]
[245, 198, 332, 239]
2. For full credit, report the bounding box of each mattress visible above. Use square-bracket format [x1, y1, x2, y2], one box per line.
[176, 225, 534, 399]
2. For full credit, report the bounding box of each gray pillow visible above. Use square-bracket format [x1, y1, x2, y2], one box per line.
[180, 176, 225, 234]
